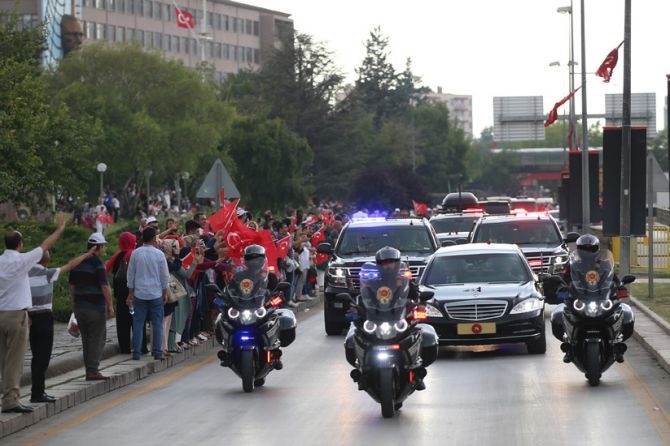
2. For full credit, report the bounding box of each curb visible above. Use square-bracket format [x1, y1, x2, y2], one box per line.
[1, 295, 323, 440]
[628, 296, 670, 376]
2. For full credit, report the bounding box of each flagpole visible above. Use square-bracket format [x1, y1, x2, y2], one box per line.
[579, 0, 590, 232]
[619, 0, 632, 275]
[568, 0, 576, 153]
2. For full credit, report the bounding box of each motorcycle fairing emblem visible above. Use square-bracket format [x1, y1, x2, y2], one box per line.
[377, 286, 392, 304]
[240, 278, 254, 296]
[585, 270, 599, 287]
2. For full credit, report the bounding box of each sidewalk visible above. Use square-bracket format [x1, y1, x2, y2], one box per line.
[1, 296, 323, 440]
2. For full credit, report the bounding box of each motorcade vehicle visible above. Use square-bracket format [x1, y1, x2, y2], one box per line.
[317, 217, 441, 335]
[418, 243, 546, 354]
[209, 265, 296, 392]
[429, 209, 482, 245]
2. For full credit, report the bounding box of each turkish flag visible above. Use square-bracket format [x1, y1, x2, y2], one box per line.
[180, 250, 194, 268]
[412, 200, 428, 216]
[596, 42, 623, 83]
[175, 7, 195, 28]
[256, 230, 279, 273]
[209, 194, 239, 232]
[225, 216, 258, 259]
[275, 235, 292, 259]
[311, 226, 329, 266]
[544, 86, 581, 127]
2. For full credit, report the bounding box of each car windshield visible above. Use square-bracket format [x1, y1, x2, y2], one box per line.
[430, 216, 478, 234]
[423, 252, 531, 285]
[337, 227, 433, 255]
[473, 220, 562, 245]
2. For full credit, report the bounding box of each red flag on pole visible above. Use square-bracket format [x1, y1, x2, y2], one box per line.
[175, 7, 195, 28]
[255, 230, 279, 274]
[595, 41, 624, 83]
[275, 235, 292, 259]
[544, 86, 582, 127]
[412, 200, 428, 216]
[208, 192, 239, 232]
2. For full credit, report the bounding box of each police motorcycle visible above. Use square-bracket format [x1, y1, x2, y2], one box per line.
[208, 245, 297, 393]
[343, 247, 438, 418]
[544, 235, 635, 387]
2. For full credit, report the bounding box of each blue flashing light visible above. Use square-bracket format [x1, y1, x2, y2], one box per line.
[350, 217, 387, 223]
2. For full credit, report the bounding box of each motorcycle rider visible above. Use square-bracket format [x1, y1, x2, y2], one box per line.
[344, 246, 436, 391]
[216, 244, 284, 369]
[550, 234, 634, 363]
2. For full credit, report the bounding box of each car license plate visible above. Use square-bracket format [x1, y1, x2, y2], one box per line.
[333, 302, 344, 309]
[457, 322, 496, 335]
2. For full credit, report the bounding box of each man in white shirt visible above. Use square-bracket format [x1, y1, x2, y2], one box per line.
[0, 212, 67, 413]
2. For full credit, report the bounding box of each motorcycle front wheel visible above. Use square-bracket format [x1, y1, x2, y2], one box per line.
[240, 349, 255, 393]
[379, 368, 396, 418]
[585, 342, 602, 387]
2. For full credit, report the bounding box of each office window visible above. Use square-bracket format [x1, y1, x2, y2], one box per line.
[164, 4, 171, 20]
[143, 0, 151, 18]
[136, 0, 143, 16]
[144, 30, 152, 47]
[153, 32, 161, 48]
[207, 12, 213, 27]
[214, 13, 221, 30]
[253, 48, 259, 64]
[173, 35, 180, 52]
[116, 0, 125, 13]
[126, 0, 134, 14]
[245, 19, 252, 34]
[134, 29, 143, 42]
[214, 42, 221, 59]
[163, 33, 170, 51]
[154, 1, 161, 20]
[190, 38, 197, 54]
[95, 0, 105, 9]
[107, 0, 114, 11]
[86, 21, 95, 39]
[116, 25, 125, 41]
[223, 43, 230, 59]
[233, 45, 239, 61]
[95, 23, 104, 39]
[182, 36, 189, 54]
[222, 15, 229, 31]
[232, 17, 238, 32]
[253, 20, 259, 36]
[107, 25, 115, 42]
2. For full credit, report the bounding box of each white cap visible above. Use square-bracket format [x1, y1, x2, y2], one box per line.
[88, 232, 107, 245]
[146, 216, 158, 224]
[236, 209, 248, 217]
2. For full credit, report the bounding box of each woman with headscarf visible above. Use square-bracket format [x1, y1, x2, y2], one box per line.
[105, 232, 137, 354]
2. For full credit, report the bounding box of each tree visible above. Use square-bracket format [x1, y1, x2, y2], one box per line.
[0, 13, 99, 208]
[350, 165, 427, 210]
[651, 129, 668, 171]
[224, 116, 313, 210]
[49, 42, 235, 211]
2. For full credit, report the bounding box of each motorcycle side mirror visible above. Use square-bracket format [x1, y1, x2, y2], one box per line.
[419, 290, 434, 302]
[276, 281, 291, 292]
[206, 283, 222, 294]
[621, 275, 636, 285]
[317, 242, 333, 255]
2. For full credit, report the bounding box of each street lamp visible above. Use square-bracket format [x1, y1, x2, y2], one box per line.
[557, 3, 576, 152]
[96, 162, 107, 199]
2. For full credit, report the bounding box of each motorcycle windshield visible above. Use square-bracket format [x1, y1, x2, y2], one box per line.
[569, 249, 615, 299]
[226, 262, 269, 309]
[358, 261, 411, 322]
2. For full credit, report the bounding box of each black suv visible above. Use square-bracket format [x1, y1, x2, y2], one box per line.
[429, 211, 482, 245]
[317, 217, 441, 335]
[469, 212, 570, 298]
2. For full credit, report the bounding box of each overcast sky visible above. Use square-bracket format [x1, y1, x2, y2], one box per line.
[251, 0, 669, 138]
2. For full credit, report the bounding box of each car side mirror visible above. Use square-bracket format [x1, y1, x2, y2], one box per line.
[419, 290, 434, 302]
[621, 275, 636, 285]
[565, 232, 580, 243]
[276, 281, 290, 292]
[317, 242, 333, 255]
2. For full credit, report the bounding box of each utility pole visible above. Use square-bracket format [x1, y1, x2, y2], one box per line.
[619, 0, 632, 275]
[579, 0, 590, 232]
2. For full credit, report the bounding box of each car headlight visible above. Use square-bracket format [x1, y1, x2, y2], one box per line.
[425, 304, 444, 318]
[510, 298, 543, 314]
[553, 256, 566, 265]
[327, 267, 346, 287]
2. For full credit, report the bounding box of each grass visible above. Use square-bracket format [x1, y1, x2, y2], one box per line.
[630, 283, 670, 323]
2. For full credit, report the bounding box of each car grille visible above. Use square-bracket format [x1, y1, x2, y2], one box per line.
[444, 300, 508, 321]
[524, 255, 553, 274]
[347, 265, 425, 291]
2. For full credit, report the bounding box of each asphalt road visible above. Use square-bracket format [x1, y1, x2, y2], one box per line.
[6, 308, 670, 446]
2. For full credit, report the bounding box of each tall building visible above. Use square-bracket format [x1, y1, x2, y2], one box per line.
[424, 86, 473, 138]
[0, 0, 292, 81]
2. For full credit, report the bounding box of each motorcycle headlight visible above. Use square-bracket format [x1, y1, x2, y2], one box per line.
[227, 308, 240, 319]
[510, 298, 543, 314]
[363, 320, 377, 334]
[328, 267, 346, 287]
[601, 300, 613, 311]
[586, 301, 598, 315]
[240, 309, 254, 324]
[254, 307, 267, 318]
[379, 322, 392, 336]
[573, 299, 585, 311]
[394, 319, 408, 332]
